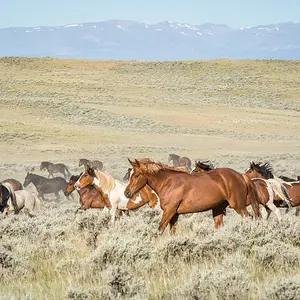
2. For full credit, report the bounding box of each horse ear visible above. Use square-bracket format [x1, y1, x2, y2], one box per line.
[249, 161, 254, 169]
[128, 158, 136, 167]
[134, 159, 140, 167]
[194, 160, 198, 166]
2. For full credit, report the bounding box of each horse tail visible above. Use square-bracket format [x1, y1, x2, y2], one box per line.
[242, 174, 261, 219]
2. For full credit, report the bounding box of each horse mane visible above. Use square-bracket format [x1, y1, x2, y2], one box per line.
[196, 160, 215, 171]
[70, 174, 81, 181]
[94, 170, 116, 193]
[252, 162, 274, 179]
[137, 159, 188, 175]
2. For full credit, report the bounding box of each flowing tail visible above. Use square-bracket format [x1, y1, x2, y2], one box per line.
[242, 175, 261, 219]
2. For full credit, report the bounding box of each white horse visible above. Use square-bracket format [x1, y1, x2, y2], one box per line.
[6, 189, 41, 217]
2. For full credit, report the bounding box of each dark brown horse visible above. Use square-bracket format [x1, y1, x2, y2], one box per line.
[40, 161, 71, 179]
[245, 162, 300, 210]
[168, 154, 192, 171]
[124, 159, 260, 234]
[2, 179, 23, 191]
[79, 159, 103, 170]
[191, 161, 282, 221]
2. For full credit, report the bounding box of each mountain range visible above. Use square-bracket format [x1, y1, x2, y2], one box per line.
[1, 20, 300, 60]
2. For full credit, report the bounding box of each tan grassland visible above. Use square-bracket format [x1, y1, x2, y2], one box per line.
[0, 57, 300, 299]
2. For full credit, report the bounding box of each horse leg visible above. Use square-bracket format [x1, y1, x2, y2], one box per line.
[260, 205, 269, 220]
[55, 192, 60, 201]
[266, 201, 282, 222]
[212, 202, 227, 229]
[110, 206, 117, 224]
[169, 213, 179, 235]
[159, 205, 180, 234]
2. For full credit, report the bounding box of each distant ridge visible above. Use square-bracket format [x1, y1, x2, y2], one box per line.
[1, 20, 300, 60]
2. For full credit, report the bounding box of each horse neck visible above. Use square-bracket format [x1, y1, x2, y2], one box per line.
[145, 170, 177, 197]
[95, 170, 116, 193]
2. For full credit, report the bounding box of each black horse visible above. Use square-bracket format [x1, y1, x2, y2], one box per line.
[40, 161, 71, 179]
[23, 173, 69, 201]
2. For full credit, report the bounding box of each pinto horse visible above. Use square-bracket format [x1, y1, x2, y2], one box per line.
[125, 159, 260, 234]
[64, 174, 120, 213]
[245, 162, 300, 212]
[168, 154, 192, 171]
[191, 160, 282, 221]
[74, 166, 159, 223]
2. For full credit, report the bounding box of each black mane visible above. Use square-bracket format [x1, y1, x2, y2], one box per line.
[196, 160, 215, 171]
[252, 162, 274, 179]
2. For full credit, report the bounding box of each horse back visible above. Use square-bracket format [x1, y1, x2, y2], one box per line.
[2, 179, 23, 191]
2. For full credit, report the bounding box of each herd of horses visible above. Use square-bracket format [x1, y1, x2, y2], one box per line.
[1, 154, 300, 234]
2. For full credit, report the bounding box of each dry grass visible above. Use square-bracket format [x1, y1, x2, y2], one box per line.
[1, 57, 300, 299]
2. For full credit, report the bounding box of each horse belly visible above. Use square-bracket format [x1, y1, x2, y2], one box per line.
[177, 191, 224, 214]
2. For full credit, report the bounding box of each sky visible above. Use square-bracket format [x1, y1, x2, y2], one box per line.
[1, 0, 299, 29]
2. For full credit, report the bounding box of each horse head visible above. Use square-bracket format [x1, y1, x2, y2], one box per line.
[74, 166, 96, 190]
[65, 174, 81, 196]
[124, 159, 148, 198]
[23, 173, 33, 187]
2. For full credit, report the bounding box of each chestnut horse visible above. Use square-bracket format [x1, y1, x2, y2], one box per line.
[245, 161, 300, 213]
[124, 159, 260, 234]
[191, 160, 282, 221]
[74, 166, 159, 223]
[168, 154, 192, 171]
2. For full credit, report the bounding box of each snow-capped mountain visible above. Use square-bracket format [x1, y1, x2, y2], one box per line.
[1, 20, 299, 60]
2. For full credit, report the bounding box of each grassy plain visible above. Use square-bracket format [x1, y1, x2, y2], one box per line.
[0, 57, 300, 299]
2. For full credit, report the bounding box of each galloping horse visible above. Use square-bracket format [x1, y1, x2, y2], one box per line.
[74, 166, 159, 223]
[40, 161, 71, 179]
[191, 160, 282, 221]
[65, 174, 112, 210]
[23, 173, 68, 201]
[0, 182, 40, 217]
[244, 162, 294, 206]
[79, 159, 103, 170]
[168, 154, 192, 171]
[245, 162, 300, 212]
[124, 159, 260, 234]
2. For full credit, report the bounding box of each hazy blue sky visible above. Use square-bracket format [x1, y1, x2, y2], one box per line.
[1, 0, 299, 29]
